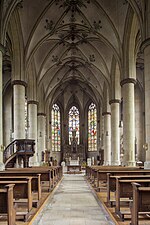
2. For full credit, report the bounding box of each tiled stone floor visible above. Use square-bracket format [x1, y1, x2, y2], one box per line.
[32, 174, 115, 225]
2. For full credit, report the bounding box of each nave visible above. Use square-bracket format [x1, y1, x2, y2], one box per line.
[32, 174, 114, 225]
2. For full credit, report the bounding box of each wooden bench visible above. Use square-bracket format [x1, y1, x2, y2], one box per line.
[6, 166, 62, 191]
[86, 166, 146, 190]
[130, 183, 150, 225]
[1, 169, 53, 191]
[37, 166, 62, 183]
[86, 166, 143, 182]
[107, 173, 150, 207]
[96, 169, 150, 190]
[0, 184, 16, 225]
[115, 178, 150, 221]
[30, 166, 62, 185]
[0, 178, 33, 221]
[0, 175, 41, 207]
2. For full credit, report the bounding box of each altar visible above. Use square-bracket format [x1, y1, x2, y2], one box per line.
[70, 159, 79, 166]
[67, 165, 82, 173]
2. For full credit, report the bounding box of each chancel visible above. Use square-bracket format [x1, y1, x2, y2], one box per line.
[1, 0, 150, 224]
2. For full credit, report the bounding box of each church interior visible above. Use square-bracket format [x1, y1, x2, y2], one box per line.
[0, 0, 150, 224]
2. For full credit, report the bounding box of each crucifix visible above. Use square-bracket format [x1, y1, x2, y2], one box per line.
[71, 129, 78, 153]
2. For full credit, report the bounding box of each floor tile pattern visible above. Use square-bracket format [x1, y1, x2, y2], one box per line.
[32, 174, 115, 225]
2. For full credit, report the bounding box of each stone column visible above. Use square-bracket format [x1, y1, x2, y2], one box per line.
[121, 78, 136, 166]
[28, 100, 39, 166]
[110, 99, 120, 165]
[37, 113, 46, 164]
[102, 112, 111, 165]
[12, 80, 26, 139]
[0, 44, 5, 170]
[142, 39, 150, 162]
[3, 56, 12, 147]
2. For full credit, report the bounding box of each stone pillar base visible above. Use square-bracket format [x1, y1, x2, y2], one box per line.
[111, 161, 120, 166]
[0, 162, 5, 171]
[144, 161, 150, 169]
[122, 161, 136, 167]
[29, 157, 40, 166]
[29, 161, 40, 167]
[104, 161, 111, 166]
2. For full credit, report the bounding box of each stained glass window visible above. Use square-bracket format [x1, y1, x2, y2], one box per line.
[51, 104, 61, 151]
[88, 103, 97, 151]
[69, 106, 79, 145]
[25, 97, 28, 138]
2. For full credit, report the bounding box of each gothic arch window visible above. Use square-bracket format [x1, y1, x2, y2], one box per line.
[25, 97, 28, 138]
[51, 104, 61, 151]
[88, 103, 97, 151]
[69, 106, 79, 145]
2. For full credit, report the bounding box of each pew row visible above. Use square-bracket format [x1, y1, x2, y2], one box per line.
[0, 175, 41, 208]
[98, 170, 150, 191]
[130, 183, 150, 225]
[86, 166, 150, 224]
[0, 166, 63, 224]
[1, 169, 54, 192]
[115, 178, 150, 221]
[6, 166, 62, 190]
[0, 179, 33, 221]
[86, 166, 143, 182]
[0, 184, 16, 225]
[107, 173, 150, 207]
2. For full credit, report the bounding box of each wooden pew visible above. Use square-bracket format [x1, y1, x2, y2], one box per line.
[6, 166, 63, 190]
[97, 169, 150, 191]
[51, 166, 62, 182]
[0, 175, 41, 207]
[1, 169, 53, 191]
[107, 173, 150, 207]
[32, 167, 58, 188]
[86, 166, 143, 183]
[0, 184, 16, 225]
[0, 166, 62, 223]
[31, 166, 63, 184]
[115, 178, 150, 221]
[131, 183, 150, 225]
[86, 166, 101, 184]
[0, 178, 33, 221]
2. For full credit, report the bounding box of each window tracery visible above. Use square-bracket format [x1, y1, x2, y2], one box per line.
[69, 106, 79, 145]
[51, 104, 61, 151]
[88, 103, 97, 151]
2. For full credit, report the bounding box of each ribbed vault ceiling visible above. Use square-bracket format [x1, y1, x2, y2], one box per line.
[17, 0, 131, 102]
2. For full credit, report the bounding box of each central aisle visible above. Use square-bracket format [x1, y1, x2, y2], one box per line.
[32, 174, 115, 225]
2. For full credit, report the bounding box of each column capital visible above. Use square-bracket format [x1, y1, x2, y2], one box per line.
[27, 100, 38, 105]
[140, 38, 150, 52]
[0, 44, 6, 54]
[120, 78, 136, 86]
[37, 113, 46, 117]
[12, 80, 27, 87]
[102, 112, 111, 116]
[109, 99, 121, 105]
